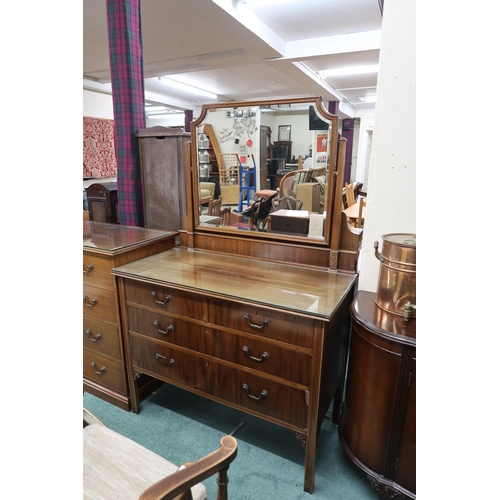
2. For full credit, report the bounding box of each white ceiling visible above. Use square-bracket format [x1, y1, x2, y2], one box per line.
[83, 0, 383, 118]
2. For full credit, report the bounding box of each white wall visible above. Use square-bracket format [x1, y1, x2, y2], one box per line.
[83, 89, 114, 119]
[358, 0, 416, 291]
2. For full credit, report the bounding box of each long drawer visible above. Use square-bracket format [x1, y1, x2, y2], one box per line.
[207, 298, 315, 349]
[83, 316, 121, 359]
[83, 284, 118, 323]
[83, 253, 114, 290]
[124, 281, 205, 318]
[130, 334, 309, 430]
[83, 347, 128, 394]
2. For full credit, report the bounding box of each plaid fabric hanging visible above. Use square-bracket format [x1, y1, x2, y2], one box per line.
[107, 0, 145, 226]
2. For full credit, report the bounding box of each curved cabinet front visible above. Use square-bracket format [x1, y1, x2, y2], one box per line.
[339, 291, 416, 500]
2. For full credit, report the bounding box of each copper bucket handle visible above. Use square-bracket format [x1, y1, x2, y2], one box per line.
[374, 241, 384, 263]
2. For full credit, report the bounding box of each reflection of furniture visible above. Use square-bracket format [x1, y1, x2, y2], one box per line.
[199, 175, 220, 200]
[269, 209, 310, 235]
[344, 182, 356, 208]
[356, 198, 366, 228]
[273, 141, 292, 163]
[83, 221, 176, 411]
[343, 200, 366, 225]
[136, 126, 190, 231]
[199, 123, 222, 174]
[218, 153, 241, 205]
[207, 195, 222, 215]
[112, 249, 357, 494]
[199, 182, 215, 205]
[85, 182, 119, 224]
[339, 291, 416, 500]
[296, 182, 321, 212]
[84, 424, 238, 500]
[260, 125, 273, 190]
[272, 195, 303, 211]
[231, 197, 263, 230]
[219, 207, 232, 226]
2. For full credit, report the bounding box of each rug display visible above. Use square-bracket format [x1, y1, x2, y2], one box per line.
[83, 116, 118, 179]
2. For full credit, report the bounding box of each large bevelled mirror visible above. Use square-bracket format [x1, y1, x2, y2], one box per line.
[191, 97, 338, 244]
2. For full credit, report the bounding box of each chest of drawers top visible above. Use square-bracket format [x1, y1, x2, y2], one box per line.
[112, 248, 356, 318]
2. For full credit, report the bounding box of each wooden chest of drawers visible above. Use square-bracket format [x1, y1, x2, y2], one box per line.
[113, 248, 357, 492]
[83, 221, 176, 410]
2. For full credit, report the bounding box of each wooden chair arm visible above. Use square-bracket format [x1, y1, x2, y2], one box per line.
[139, 435, 238, 500]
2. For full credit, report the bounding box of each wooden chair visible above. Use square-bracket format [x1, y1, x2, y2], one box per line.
[207, 196, 222, 216]
[83, 423, 238, 500]
[344, 182, 356, 208]
[272, 195, 303, 211]
[219, 207, 232, 226]
[231, 197, 263, 230]
[356, 197, 366, 228]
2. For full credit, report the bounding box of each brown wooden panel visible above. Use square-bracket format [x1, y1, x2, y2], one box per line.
[83, 253, 114, 290]
[209, 362, 309, 430]
[130, 335, 210, 391]
[393, 356, 416, 494]
[208, 298, 315, 349]
[127, 307, 213, 355]
[83, 347, 127, 394]
[83, 316, 121, 359]
[341, 324, 401, 475]
[123, 280, 205, 318]
[83, 284, 117, 324]
[212, 328, 311, 387]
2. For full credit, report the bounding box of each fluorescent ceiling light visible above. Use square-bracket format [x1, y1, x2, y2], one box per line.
[322, 65, 379, 77]
[358, 96, 377, 103]
[159, 77, 217, 99]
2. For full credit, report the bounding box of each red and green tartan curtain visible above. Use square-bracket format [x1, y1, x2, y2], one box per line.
[106, 0, 145, 226]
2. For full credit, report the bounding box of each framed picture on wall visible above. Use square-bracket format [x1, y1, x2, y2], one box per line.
[278, 125, 291, 141]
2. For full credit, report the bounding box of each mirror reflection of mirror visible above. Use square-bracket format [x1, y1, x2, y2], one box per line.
[194, 99, 334, 241]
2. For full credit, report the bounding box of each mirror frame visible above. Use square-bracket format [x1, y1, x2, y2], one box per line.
[180, 96, 347, 270]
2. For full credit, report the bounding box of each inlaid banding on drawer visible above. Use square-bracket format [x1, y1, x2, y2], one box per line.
[130, 335, 210, 391]
[83, 254, 114, 290]
[83, 284, 117, 323]
[124, 281, 205, 318]
[213, 329, 311, 387]
[209, 363, 309, 430]
[207, 299, 315, 349]
[83, 348, 127, 394]
[83, 316, 121, 359]
[127, 307, 213, 355]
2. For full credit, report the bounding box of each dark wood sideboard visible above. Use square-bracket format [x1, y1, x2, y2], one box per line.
[113, 248, 357, 493]
[339, 291, 416, 499]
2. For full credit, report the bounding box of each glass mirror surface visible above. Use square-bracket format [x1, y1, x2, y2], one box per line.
[193, 98, 334, 241]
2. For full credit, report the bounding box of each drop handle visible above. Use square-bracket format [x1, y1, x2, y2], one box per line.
[242, 346, 269, 362]
[83, 295, 98, 307]
[403, 301, 416, 322]
[90, 362, 106, 375]
[243, 313, 271, 329]
[83, 264, 94, 274]
[153, 320, 174, 335]
[155, 353, 175, 365]
[242, 383, 268, 401]
[85, 329, 102, 342]
[151, 291, 171, 305]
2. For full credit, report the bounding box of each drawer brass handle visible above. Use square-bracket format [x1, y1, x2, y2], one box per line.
[151, 291, 172, 305]
[153, 320, 174, 335]
[243, 313, 271, 329]
[90, 362, 106, 375]
[242, 346, 269, 362]
[83, 295, 98, 307]
[155, 353, 175, 365]
[242, 383, 268, 401]
[83, 264, 94, 274]
[85, 329, 102, 342]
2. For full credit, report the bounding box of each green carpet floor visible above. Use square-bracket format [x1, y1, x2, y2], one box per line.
[83, 383, 377, 499]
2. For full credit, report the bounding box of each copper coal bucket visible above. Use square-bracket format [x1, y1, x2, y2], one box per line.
[374, 233, 416, 320]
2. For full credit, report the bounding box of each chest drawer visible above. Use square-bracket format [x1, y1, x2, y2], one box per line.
[208, 299, 315, 349]
[83, 253, 114, 290]
[83, 284, 118, 323]
[209, 362, 309, 430]
[83, 316, 121, 359]
[127, 307, 212, 355]
[124, 281, 205, 318]
[83, 347, 127, 394]
[130, 334, 210, 391]
[213, 329, 311, 387]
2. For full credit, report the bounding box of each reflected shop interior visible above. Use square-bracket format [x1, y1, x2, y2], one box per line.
[193, 97, 335, 240]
